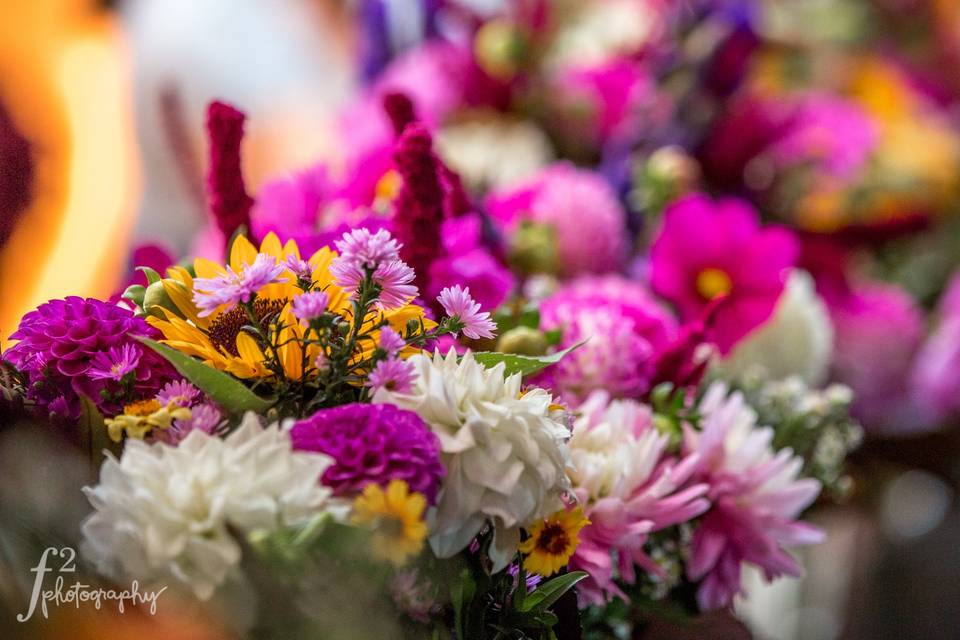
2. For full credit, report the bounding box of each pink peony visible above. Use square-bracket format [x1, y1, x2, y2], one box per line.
[649, 194, 798, 354]
[535, 276, 677, 403]
[684, 383, 824, 611]
[568, 392, 709, 605]
[486, 163, 628, 277]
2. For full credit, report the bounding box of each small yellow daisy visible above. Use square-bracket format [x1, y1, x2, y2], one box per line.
[352, 479, 428, 567]
[518, 506, 590, 577]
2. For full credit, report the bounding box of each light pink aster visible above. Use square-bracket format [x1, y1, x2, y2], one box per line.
[334, 227, 402, 269]
[436, 285, 497, 340]
[683, 382, 824, 611]
[486, 163, 628, 277]
[156, 380, 201, 408]
[373, 260, 419, 310]
[367, 357, 416, 394]
[291, 291, 330, 324]
[378, 326, 407, 356]
[568, 392, 709, 606]
[192, 253, 286, 317]
[649, 194, 799, 354]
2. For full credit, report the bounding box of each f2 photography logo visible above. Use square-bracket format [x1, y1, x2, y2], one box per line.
[17, 547, 166, 623]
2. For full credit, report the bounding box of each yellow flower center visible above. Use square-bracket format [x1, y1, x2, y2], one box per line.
[374, 170, 402, 203]
[123, 398, 161, 417]
[696, 267, 733, 300]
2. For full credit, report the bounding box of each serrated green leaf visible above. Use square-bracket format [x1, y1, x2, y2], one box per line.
[137, 337, 275, 414]
[518, 571, 588, 613]
[136, 266, 162, 285]
[471, 340, 585, 378]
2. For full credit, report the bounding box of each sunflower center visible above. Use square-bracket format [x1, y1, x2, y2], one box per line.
[207, 297, 287, 357]
[535, 523, 571, 556]
[696, 267, 733, 300]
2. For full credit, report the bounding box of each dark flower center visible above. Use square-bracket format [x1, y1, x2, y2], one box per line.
[207, 297, 287, 357]
[535, 523, 570, 556]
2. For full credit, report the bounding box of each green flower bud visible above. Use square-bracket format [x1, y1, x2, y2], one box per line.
[508, 221, 559, 276]
[143, 280, 182, 319]
[496, 326, 548, 356]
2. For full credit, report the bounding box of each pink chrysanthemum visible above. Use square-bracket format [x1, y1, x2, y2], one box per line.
[368, 357, 416, 394]
[436, 285, 497, 340]
[649, 194, 798, 354]
[156, 380, 201, 408]
[683, 383, 824, 611]
[373, 260, 419, 310]
[291, 291, 330, 324]
[486, 163, 628, 277]
[334, 227, 402, 269]
[192, 253, 286, 317]
[568, 392, 709, 606]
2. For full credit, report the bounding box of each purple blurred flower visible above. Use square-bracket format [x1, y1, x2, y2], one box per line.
[649, 194, 798, 354]
[3, 297, 175, 419]
[156, 380, 201, 408]
[153, 403, 224, 446]
[437, 285, 497, 340]
[291, 403, 445, 503]
[486, 163, 628, 277]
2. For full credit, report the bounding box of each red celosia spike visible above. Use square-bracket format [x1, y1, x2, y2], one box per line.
[392, 123, 445, 294]
[383, 92, 417, 138]
[440, 165, 472, 218]
[205, 100, 254, 242]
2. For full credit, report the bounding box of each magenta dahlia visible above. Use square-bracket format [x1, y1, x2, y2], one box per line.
[3, 297, 175, 420]
[290, 403, 445, 503]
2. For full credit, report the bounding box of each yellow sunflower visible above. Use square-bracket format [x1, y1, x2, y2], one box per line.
[352, 479, 429, 567]
[519, 507, 590, 577]
[146, 232, 432, 380]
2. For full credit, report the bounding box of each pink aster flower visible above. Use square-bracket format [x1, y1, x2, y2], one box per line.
[684, 383, 824, 611]
[291, 291, 330, 324]
[378, 326, 407, 356]
[334, 227, 402, 269]
[373, 260, 419, 310]
[156, 380, 201, 408]
[367, 357, 416, 395]
[192, 253, 286, 317]
[153, 403, 224, 446]
[568, 392, 709, 606]
[283, 254, 313, 281]
[88, 344, 142, 382]
[486, 163, 628, 277]
[436, 285, 497, 340]
[649, 194, 799, 354]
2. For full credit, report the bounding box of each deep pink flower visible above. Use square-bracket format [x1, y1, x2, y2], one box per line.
[368, 357, 416, 394]
[486, 163, 628, 277]
[250, 165, 331, 256]
[535, 276, 677, 403]
[88, 344, 142, 382]
[567, 392, 709, 605]
[291, 403, 445, 503]
[3, 297, 175, 420]
[649, 194, 799, 354]
[436, 285, 497, 340]
[829, 281, 925, 434]
[684, 383, 824, 611]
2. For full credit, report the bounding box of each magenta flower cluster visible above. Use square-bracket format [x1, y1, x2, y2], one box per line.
[290, 403, 445, 503]
[3, 297, 175, 419]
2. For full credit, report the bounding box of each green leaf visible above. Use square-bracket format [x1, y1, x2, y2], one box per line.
[451, 568, 476, 639]
[122, 284, 146, 308]
[78, 395, 119, 478]
[136, 266, 162, 285]
[471, 340, 586, 378]
[137, 337, 275, 414]
[518, 571, 588, 613]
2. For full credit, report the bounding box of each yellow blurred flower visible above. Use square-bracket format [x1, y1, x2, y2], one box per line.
[352, 480, 428, 567]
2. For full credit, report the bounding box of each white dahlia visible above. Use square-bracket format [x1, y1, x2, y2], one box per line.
[81, 414, 339, 599]
[373, 349, 571, 571]
[720, 270, 834, 385]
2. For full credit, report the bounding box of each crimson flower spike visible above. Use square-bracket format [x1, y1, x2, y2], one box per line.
[205, 100, 254, 246]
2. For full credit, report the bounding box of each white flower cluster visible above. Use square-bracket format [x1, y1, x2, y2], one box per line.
[81, 414, 339, 599]
[374, 349, 571, 571]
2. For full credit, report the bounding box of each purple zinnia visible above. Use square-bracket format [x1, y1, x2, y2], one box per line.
[3, 297, 175, 419]
[291, 403, 445, 503]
